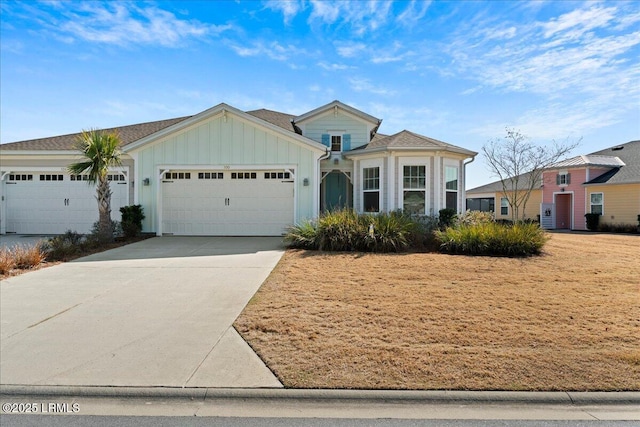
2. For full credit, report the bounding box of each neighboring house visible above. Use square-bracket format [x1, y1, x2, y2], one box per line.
[465, 171, 542, 222]
[0, 101, 477, 236]
[466, 140, 640, 230]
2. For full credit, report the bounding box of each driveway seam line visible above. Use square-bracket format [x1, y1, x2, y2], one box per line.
[182, 327, 230, 388]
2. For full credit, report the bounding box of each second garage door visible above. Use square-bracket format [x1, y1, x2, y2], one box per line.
[161, 170, 294, 236]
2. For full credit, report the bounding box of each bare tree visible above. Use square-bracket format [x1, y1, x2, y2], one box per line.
[482, 128, 580, 222]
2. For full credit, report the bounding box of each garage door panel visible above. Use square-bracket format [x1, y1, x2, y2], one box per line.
[161, 170, 294, 236]
[5, 174, 128, 234]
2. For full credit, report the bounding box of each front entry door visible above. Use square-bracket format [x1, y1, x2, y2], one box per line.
[322, 171, 351, 211]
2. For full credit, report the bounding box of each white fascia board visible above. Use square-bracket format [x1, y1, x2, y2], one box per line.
[124, 103, 326, 154]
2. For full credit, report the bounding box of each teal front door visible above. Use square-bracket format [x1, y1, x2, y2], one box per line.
[324, 172, 349, 211]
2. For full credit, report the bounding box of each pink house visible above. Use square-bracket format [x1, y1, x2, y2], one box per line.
[540, 155, 626, 230]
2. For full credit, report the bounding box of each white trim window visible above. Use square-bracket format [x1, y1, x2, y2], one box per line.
[500, 197, 509, 216]
[331, 135, 342, 152]
[445, 166, 458, 211]
[557, 171, 571, 186]
[362, 167, 380, 212]
[590, 192, 603, 215]
[402, 165, 426, 215]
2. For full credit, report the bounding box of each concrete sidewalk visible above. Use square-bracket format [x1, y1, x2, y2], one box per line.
[0, 237, 283, 389]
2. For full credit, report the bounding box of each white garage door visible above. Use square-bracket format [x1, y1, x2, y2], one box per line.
[162, 170, 294, 236]
[4, 172, 129, 235]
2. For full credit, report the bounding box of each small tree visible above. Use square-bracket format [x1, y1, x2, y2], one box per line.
[482, 128, 580, 222]
[68, 129, 123, 241]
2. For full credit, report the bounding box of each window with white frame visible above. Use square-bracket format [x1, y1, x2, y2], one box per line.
[331, 135, 342, 152]
[445, 166, 458, 211]
[500, 197, 509, 216]
[557, 171, 571, 185]
[403, 165, 426, 215]
[362, 167, 380, 212]
[590, 193, 603, 215]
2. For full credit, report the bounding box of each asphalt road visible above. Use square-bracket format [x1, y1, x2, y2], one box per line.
[2, 416, 639, 427]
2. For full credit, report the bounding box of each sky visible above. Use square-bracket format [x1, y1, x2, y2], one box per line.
[1, 0, 639, 188]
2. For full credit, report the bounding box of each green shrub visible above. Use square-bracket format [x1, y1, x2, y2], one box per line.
[316, 209, 367, 251]
[44, 230, 85, 261]
[120, 205, 146, 238]
[365, 211, 419, 252]
[597, 223, 639, 234]
[284, 220, 319, 249]
[435, 221, 548, 257]
[283, 209, 424, 253]
[585, 213, 601, 231]
[438, 208, 457, 229]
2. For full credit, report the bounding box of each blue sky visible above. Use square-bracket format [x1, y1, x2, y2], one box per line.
[1, 0, 639, 188]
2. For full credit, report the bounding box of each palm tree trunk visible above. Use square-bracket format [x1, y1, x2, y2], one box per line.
[97, 175, 113, 241]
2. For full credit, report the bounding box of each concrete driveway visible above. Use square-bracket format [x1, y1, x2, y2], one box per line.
[0, 237, 284, 388]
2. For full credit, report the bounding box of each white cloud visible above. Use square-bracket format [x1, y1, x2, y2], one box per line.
[48, 2, 232, 47]
[349, 77, 397, 96]
[308, 0, 393, 35]
[444, 3, 640, 136]
[317, 61, 353, 71]
[335, 41, 367, 58]
[264, 0, 303, 24]
[396, 0, 432, 28]
[229, 40, 305, 62]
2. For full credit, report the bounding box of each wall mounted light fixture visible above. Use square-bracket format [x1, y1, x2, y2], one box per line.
[143, 178, 150, 186]
[303, 178, 309, 186]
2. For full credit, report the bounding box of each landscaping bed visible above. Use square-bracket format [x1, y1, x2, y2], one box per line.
[235, 232, 640, 391]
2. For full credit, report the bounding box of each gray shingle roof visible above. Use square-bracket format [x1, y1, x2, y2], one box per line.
[586, 140, 640, 184]
[350, 130, 476, 155]
[245, 109, 296, 131]
[0, 116, 191, 151]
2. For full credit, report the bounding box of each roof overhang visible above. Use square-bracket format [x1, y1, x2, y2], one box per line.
[344, 146, 477, 159]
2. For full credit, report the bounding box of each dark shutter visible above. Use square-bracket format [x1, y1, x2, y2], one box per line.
[321, 134, 330, 147]
[556, 174, 560, 185]
[566, 173, 571, 184]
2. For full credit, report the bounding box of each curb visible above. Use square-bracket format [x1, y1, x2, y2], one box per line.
[2, 385, 639, 405]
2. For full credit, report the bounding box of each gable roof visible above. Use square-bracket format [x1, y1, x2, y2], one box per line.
[292, 100, 381, 126]
[122, 103, 326, 153]
[585, 140, 640, 185]
[0, 117, 191, 151]
[347, 130, 477, 157]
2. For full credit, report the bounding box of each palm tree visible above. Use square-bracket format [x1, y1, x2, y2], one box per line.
[68, 129, 123, 241]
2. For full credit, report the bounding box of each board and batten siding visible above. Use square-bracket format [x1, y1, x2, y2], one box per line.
[135, 113, 319, 233]
[587, 184, 640, 226]
[302, 110, 369, 149]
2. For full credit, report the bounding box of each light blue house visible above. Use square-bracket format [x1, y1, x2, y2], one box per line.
[0, 100, 476, 236]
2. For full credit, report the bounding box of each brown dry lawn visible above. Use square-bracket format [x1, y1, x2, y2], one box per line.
[235, 232, 640, 391]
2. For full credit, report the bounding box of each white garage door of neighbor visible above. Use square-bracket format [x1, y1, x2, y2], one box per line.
[4, 172, 129, 235]
[162, 170, 294, 236]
